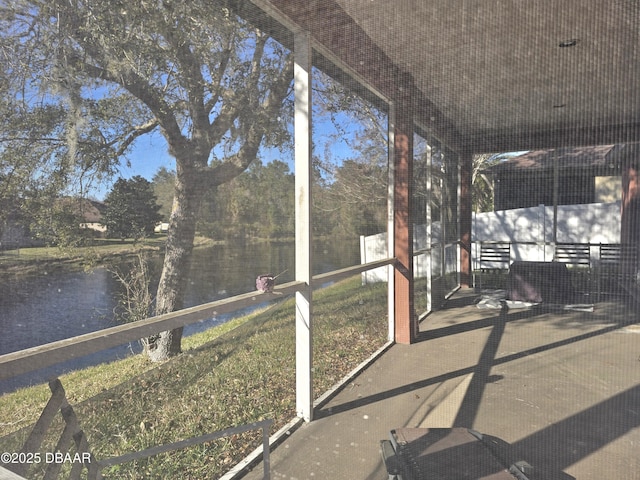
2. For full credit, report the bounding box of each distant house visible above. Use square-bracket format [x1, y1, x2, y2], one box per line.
[154, 222, 170, 233]
[2, 198, 109, 248]
[486, 145, 623, 211]
[75, 198, 107, 234]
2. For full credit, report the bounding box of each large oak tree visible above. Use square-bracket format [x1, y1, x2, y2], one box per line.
[1, 0, 293, 360]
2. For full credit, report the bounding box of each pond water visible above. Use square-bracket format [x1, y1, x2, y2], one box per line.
[0, 238, 360, 393]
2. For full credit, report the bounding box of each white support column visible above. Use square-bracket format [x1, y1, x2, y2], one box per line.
[294, 31, 313, 422]
[387, 103, 396, 342]
[425, 143, 433, 313]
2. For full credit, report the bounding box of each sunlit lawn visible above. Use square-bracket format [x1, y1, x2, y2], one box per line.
[0, 276, 388, 479]
[0, 236, 221, 277]
[0, 237, 166, 264]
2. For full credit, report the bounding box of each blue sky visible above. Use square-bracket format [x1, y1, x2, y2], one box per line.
[99, 110, 359, 201]
[118, 131, 175, 180]
[108, 130, 296, 198]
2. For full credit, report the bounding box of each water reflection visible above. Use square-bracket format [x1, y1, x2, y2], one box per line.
[0, 238, 359, 393]
[0, 269, 119, 353]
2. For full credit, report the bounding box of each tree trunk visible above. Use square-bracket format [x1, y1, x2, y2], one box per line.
[144, 56, 293, 362]
[147, 156, 205, 362]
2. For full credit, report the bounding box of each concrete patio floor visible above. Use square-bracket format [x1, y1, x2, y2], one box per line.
[242, 289, 640, 480]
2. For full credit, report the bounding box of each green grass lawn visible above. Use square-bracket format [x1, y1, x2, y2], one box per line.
[0, 236, 219, 279]
[0, 237, 163, 277]
[0, 276, 389, 479]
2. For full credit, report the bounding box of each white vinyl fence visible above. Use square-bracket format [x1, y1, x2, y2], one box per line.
[472, 202, 621, 268]
[360, 202, 622, 282]
[360, 224, 443, 284]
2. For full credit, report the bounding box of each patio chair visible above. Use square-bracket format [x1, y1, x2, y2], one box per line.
[476, 242, 511, 291]
[553, 243, 592, 296]
[596, 244, 638, 300]
[381, 427, 536, 480]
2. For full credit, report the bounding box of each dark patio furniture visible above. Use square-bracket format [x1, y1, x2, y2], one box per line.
[507, 261, 576, 304]
[381, 427, 534, 480]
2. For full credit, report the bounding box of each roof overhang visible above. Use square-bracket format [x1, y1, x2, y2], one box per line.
[231, 0, 640, 154]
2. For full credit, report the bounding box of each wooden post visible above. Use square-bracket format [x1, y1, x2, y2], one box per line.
[621, 154, 640, 279]
[294, 31, 313, 422]
[459, 151, 473, 288]
[392, 74, 416, 344]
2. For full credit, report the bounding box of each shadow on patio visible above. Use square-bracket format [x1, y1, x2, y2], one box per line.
[243, 290, 640, 479]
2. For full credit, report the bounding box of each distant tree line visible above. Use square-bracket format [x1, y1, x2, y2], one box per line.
[0, 155, 389, 248]
[152, 157, 388, 241]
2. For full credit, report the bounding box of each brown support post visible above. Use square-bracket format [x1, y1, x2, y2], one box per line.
[393, 74, 416, 344]
[621, 154, 640, 278]
[459, 151, 473, 288]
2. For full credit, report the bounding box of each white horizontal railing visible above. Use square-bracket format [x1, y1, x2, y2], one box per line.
[0, 258, 395, 383]
[0, 281, 303, 382]
[311, 258, 394, 286]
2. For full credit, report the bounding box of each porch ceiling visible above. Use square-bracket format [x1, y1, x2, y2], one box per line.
[246, 0, 640, 154]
